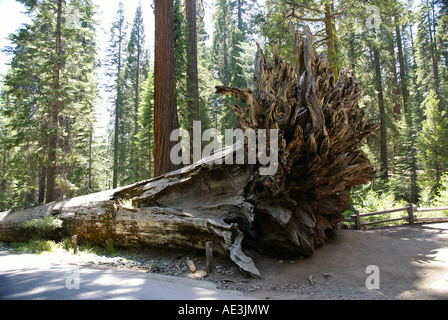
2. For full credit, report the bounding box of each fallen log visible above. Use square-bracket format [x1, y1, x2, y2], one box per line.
[0, 27, 378, 278]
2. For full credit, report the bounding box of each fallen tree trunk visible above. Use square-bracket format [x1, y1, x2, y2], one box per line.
[0, 27, 378, 278]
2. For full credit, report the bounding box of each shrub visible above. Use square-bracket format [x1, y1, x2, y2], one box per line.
[14, 239, 59, 253]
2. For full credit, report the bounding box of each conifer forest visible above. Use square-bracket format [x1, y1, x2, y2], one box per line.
[1, 0, 448, 220]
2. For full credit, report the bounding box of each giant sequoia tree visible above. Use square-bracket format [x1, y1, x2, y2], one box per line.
[154, 0, 180, 177]
[0, 27, 378, 277]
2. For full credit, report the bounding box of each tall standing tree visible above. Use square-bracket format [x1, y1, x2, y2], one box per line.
[154, 0, 180, 177]
[211, 0, 241, 130]
[2, 0, 99, 205]
[418, 90, 448, 192]
[373, 45, 388, 180]
[105, 2, 127, 188]
[395, 14, 418, 202]
[45, 0, 64, 203]
[125, 3, 148, 183]
[136, 72, 155, 179]
[173, 0, 188, 128]
[212, 0, 233, 88]
[186, 0, 200, 131]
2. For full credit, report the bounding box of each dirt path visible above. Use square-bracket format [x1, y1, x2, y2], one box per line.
[243, 223, 448, 299]
[1, 223, 447, 300]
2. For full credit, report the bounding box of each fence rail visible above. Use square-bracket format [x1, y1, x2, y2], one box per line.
[343, 204, 448, 230]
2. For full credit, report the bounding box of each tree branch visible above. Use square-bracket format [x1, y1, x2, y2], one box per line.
[287, 12, 325, 23]
[285, 0, 323, 14]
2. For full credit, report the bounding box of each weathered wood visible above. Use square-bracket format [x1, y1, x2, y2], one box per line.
[71, 235, 78, 255]
[355, 210, 361, 230]
[206, 241, 213, 275]
[358, 207, 409, 218]
[348, 204, 448, 229]
[0, 27, 378, 278]
[361, 216, 409, 227]
[407, 203, 415, 225]
[415, 207, 448, 213]
[415, 217, 448, 223]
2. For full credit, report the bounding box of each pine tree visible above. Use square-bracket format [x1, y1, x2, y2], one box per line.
[186, 0, 200, 129]
[418, 90, 448, 192]
[125, 3, 149, 183]
[417, 0, 444, 105]
[173, 0, 189, 129]
[136, 71, 155, 179]
[211, 0, 246, 130]
[437, 15, 448, 82]
[105, 2, 127, 188]
[273, 0, 344, 78]
[212, 0, 233, 88]
[196, 9, 214, 134]
[1, 0, 99, 204]
[229, 0, 260, 38]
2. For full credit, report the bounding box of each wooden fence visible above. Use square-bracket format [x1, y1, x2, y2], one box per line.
[343, 204, 448, 230]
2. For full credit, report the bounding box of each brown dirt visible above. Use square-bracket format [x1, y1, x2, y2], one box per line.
[240, 223, 448, 299]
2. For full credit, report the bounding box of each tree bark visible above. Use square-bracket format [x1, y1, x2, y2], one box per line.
[154, 0, 179, 177]
[0, 27, 378, 278]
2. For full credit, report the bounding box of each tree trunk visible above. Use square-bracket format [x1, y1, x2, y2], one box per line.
[186, 0, 199, 122]
[429, 0, 440, 98]
[88, 130, 93, 192]
[237, 0, 243, 30]
[395, 18, 409, 115]
[186, 0, 200, 161]
[112, 14, 125, 189]
[46, 0, 63, 203]
[38, 166, 46, 204]
[324, 3, 338, 80]
[395, 17, 418, 203]
[154, 0, 179, 177]
[388, 27, 400, 119]
[0, 148, 8, 206]
[0, 27, 378, 278]
[373, 47, 388, 180]
[133, 32, 141, 181]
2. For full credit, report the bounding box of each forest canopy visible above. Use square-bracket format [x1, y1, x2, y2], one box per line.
[1, 0, 448, 217]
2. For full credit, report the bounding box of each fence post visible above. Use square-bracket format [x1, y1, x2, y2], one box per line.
[71, 235, 78, 255]
[206, 241, 214, 275]
[407, 203, 415, 225]
[355, 210, 361, 230]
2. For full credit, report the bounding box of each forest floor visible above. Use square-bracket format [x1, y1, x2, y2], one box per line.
[1, 222, 447, 300]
